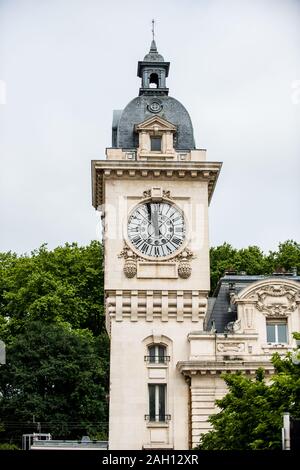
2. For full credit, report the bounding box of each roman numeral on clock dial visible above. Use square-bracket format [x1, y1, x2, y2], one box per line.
[128, 202, 185, 257]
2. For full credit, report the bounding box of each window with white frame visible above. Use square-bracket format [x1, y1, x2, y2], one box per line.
[148, 384, 167, 422]
[266, 319, 288, 343]
[146, 344, 169, 364]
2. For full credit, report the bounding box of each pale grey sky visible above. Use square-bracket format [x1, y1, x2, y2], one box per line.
[0, 0, 299, 254]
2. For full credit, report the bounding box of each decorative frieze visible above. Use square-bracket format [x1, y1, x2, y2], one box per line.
[91, 160, 222, 208]
[177, 360, 275, 376]
[105, 289, 207, 327]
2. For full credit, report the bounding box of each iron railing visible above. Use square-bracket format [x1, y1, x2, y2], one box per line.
[144, 414, 171, 422]
[144, 355, 170, 364]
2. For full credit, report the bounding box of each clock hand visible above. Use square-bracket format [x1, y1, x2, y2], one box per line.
[151, 206, 160, 237]
[158, 220, 170, 230]
[146, 203, 151, 224]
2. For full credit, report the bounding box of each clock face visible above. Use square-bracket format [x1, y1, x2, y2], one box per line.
[127, 202, 185, 257]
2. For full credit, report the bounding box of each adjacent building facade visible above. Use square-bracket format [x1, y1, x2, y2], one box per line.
[91, 40, 300, 450]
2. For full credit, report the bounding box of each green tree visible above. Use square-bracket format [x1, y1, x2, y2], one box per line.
[0, 239, 298, 447]
[210, 243, 237, 293]
[0, 241, 104, 335]
[0, 321, 109, 445]
[267, 240, 300, 274]
[0, 242, 109, 446]
[210, 243, 268, 293]
[199, 351, 300, 450]
[209, 240, 299, 293]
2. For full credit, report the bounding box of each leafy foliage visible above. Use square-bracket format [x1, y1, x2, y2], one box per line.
[268, 240, 300, 274]
[199, 353, 300, 450]
[0, 443, 19, 450]
[0, 239, 298, 447]
[0, 321, 108, 444]
[0, 241, 108, 446]
[210, 240, 300, 292]
[0, 241, 104, 335]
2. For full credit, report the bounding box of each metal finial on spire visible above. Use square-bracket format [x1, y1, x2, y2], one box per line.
[150, 19, 158, 53]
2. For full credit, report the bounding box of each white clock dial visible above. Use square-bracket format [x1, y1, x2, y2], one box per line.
[127, 202, 185, 258]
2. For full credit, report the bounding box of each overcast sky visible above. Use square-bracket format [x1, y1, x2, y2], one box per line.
[0, 0, 299, 255]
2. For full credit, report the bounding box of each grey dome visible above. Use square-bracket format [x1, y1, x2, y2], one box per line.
[143, 40, 164, 62]
[115, 94, 195, 150]
[143, 51, 165, 62]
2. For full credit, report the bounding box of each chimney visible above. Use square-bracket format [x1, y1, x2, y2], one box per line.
[291, 267, 297, 277]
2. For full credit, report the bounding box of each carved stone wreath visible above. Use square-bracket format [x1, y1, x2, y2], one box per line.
[255, 284, 299, 316]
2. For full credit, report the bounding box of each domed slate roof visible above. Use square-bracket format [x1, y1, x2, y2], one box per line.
[112, 40, 195, 150]
[116, 95, 195, 150]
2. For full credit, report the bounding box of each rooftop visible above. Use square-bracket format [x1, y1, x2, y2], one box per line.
[31, 439, 108, 450]
[206, 273, 300, 333]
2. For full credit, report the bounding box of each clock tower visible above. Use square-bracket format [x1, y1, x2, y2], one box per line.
[92, 39, 221, 449]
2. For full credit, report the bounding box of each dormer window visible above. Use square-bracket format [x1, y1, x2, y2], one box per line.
[150, 136, 162, 151]
[135, 116, 177, 160]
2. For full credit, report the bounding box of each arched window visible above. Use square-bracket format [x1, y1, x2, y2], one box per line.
[146, 344, 169, 364]
[149, 73, 159, 88]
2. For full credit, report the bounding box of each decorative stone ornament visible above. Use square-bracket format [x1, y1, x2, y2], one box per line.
[178, 260, 191, 279]
[119, 244, 195, 279]
[118, 245, 138, 278]
[148, 100, 163, 114]
[255, 284, 298, 316]
[217, 342, 245, 353]
[124, 258, 137, 278]
[141, 188, 173, 201]
[162, 190, 172, 200]
[177, 249, 194, 279]
[142, 189, 152, 199]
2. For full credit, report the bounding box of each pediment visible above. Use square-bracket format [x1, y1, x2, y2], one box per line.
[234, 279, 300, 316]
[135, 116, 177, 133]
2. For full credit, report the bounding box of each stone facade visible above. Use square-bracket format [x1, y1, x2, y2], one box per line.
[179, 277, 300, 447]
[91, 40, 300, 449]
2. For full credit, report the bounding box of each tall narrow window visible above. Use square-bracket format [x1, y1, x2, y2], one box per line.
[266, 320, 287, 343]
[148, 384, 166, 422]
[150, 136, 162, 151]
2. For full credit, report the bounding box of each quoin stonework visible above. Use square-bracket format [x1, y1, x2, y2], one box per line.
[91, 39, 300, 450]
